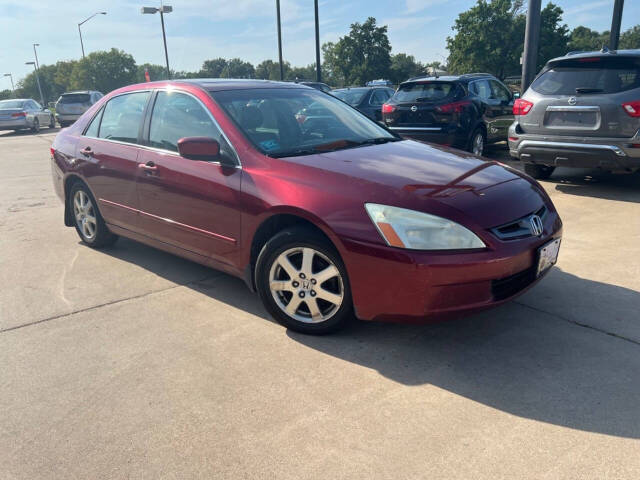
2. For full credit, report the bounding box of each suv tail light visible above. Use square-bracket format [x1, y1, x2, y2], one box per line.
[622, 101, 640, 117]
[382, 103, 396, 114]
[513, 99, 533, 115]
[436, 100, 471, 114]
[11, 112, 27, 118]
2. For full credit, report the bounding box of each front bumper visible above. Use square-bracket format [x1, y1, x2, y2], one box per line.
[508, 128, 640, 171]
[342, 213, 562, 323]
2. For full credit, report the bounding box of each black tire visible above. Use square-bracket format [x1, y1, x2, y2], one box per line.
[31, 118, 40, 133]
[255, 226, 353, 334]
[468, 128, 485, 156]
[524, 163, 555, 180]
[69, 181, 118, 248]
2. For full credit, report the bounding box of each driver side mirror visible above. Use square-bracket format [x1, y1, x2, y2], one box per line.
[177, 137, 236, 167]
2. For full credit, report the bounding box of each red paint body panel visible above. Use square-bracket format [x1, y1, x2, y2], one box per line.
[51, 80, 562, 323]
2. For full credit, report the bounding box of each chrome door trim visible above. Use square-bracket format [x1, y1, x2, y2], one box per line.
[545, 106, 600, 112]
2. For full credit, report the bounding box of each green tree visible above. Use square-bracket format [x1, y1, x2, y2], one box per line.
[389, 53, 425, 84]
[568, 26, 609, 52]
[69, 49, 137, 93]
[200, 58, 228, 77]
[321, 17, 392, 87]
[288, 64, 316, 82]
[0, 89, 12, 100]
[136, 63, 169, 82]
[537, 3, 569, 70]
[221, 58, 255, 78]
[256, 59, 290, 80]
[620, 25, 640, 49]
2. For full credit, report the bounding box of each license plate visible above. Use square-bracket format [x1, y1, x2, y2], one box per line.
[537, 239, 561, 277]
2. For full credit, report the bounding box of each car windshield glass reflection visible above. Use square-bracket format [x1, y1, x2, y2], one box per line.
[211, 88, 397, 158]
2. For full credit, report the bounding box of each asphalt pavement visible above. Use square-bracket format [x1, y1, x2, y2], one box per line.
[1, 129, 639, 479]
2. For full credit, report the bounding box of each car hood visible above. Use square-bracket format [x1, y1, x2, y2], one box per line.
[291, 140, 546, 228]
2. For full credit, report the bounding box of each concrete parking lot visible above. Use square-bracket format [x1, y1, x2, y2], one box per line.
[1, 129, 639, 479]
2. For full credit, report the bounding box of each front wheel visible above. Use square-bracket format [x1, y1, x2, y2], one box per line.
[49, 115, 55, 128]
[524, 163, 555, 180]
[69, 182, 118, 248]
[255, 227, 353, 334]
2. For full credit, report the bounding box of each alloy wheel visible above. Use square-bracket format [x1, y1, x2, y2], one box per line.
[472, 132, 484, 155]
[73, 190, 97, 241]
[268, 247, 344, 323]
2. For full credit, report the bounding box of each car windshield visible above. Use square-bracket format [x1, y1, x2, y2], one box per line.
[210, 87, 398, 158]
[332, 88, 368, 106]
[59, 94, 91, 104]
[531, 57, 640, 95]
[0, 100, 25, 109]
[393, 82, 456, 103]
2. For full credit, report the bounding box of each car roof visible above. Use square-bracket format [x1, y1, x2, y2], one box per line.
[171, 78, 310, 91]
[401, 73, 496, 85]
[547, 49, 640, 66]
[1, 98, 30, 102]
[333, 86, 391, 91]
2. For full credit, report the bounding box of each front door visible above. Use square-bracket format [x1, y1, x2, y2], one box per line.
[135, 90, 242, 264]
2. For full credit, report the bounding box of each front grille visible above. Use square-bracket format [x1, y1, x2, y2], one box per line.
[491, 267, 536, 301]
[490, 206, 547, 240]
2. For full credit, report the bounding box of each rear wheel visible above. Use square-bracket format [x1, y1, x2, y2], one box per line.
[30, 118, 40, 133]
[524, 163, 555, 180]
[469, 128, 485, 156]
[69, 182, 118, 248]
[256, 227, 353, 334]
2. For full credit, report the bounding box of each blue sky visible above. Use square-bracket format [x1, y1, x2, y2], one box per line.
[1, 0, 639, 89]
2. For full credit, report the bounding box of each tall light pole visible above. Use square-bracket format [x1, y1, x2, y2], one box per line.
[25, 62, 45, 106]
[3, 73, 15, 97]
[276, 0, 284, 81]
[78, 12, 107, 59]
[141, 5, 172, 79]
[314, 0, 321, 82]
[521, 0, 541, 93]
[609, 0, 625, 50]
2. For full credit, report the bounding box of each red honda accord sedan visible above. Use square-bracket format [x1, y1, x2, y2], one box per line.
[50, 79, 562, 334]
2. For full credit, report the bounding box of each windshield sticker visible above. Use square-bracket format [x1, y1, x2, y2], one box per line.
[260, 140, 280, 151]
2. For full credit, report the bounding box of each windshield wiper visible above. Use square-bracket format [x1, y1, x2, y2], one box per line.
[353, 137, 400, 146]
[267, 137, 400, 158]
[575, 87, 603, 94]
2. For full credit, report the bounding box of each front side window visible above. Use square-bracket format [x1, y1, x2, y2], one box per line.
[332, 88, 368, 106]
[98, 91, 150, 144]
[210, 87, 397, 158]
[370, 89, 390, 106]
[149, 91, 234, 162]
[470, 80, 491, 100]
[84, 108, 103, 137]
[490, 80, 511, 102]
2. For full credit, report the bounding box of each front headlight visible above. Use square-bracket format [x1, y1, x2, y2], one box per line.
[365, 203, 485, 250]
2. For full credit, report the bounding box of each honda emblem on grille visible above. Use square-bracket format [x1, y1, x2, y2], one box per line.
[568, 96, 577, 105]
[411, 105, 418, 112]
[529, 215, 543, 236]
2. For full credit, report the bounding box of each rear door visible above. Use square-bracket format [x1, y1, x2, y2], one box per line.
[75, 90, 151, 231]
[135, 90, 242, 263]
[488, 79, 515, 140]
[522, 55, 640, 138]
[365, 88, 392, 121]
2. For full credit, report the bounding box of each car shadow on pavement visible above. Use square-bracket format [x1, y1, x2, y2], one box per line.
[99, 238, 640, 439]
[549, 169, 640, 203]
[0, 127, 60, 138]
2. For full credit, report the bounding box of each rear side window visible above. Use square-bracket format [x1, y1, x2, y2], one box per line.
[469, 80, 492, 100]
[393, 82, 456, 103]
[531, 57, 640, 95]
[149, 91, 233, 159]
[98, 91, 150, 144]
[60, 94, 91, 104]
[370, 89, 391, 106]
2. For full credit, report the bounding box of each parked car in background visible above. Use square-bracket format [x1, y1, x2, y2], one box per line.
[298, 81, 332, 94]
[0, 98, 55, 133]
[366, 79, 394, 87]
[509, 49, 640, 179]
[51, 79, 561, 335]
[503, 76, 522, 95]
[55, 91, 103, 127]
[332, 86, 395, 121]
[382, 73, 515, 156]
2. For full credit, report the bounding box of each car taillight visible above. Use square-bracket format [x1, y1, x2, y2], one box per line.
[50, 147, 55, 157]
[11, 112, 27, 118]
[513, 98, 533, 115]
[622, 101, 640, 117]
[436, 100, 471, 114]
[382, 103, 396, 114]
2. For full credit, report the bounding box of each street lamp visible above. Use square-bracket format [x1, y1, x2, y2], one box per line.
[141, 5, 172, 79]
[78, 12, 107, 59]
[3, 73, 15, 97]
[25, 62, 45, 106]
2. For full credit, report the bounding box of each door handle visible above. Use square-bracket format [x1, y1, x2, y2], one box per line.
[138, 161, 158, 174]
[80, 146, 93, 157]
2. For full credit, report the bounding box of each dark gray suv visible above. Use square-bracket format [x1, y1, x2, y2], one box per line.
[54, 90, 103, 127]
[509, 50, 640, 179]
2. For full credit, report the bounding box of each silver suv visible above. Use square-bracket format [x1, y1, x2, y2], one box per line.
[509, 50, 640, 179]
[54, 90, 103, 127]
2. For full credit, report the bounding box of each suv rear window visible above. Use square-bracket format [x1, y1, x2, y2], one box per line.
[531, 57, 640, 95]
[59, 94, 91, 104]
[393, 82, 457, 103]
